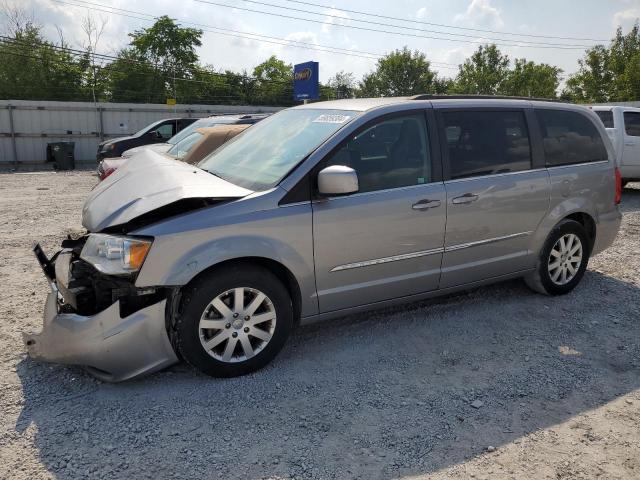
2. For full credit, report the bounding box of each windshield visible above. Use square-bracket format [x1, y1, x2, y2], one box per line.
[198, 109, 357, 190]
[167, 131, 204, 159]
[168, 117, 240, 145]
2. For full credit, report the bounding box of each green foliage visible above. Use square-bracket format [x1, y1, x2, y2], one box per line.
[327, 71, 356, 99]
[0, 23, 85, 101]
[502, 59, 562, 98]
[357, 47, 444, 97]
[251, 56, 293, 105]
[563, 24, 640, 102]
[453, 44, 510, 95]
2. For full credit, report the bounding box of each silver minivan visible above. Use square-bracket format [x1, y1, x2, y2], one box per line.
[25, 96, 622, 381]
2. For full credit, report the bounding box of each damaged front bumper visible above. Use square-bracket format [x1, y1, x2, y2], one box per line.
[23, 244, 179, 382]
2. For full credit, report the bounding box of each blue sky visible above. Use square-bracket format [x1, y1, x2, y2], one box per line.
[7, 0, 640, 83]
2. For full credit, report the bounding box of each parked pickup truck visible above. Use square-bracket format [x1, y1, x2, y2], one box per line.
[591, 106, 640, 186]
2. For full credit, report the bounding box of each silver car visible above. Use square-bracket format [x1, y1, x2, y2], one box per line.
[24, 96, 622, 381]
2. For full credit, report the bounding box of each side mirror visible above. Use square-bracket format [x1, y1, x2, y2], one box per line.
[317, 165, 359, 196]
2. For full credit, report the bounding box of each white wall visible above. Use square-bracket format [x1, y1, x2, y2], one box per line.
[0, 100, 282, 167]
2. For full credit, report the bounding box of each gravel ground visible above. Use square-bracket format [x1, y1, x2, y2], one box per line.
[0, 170, 639, 480]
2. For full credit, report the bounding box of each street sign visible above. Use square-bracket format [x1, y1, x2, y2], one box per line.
[293, 61, 319, 101]
[166, 98, 176, 106]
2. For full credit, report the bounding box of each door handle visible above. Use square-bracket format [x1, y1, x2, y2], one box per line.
[412, 199, 441, 210]
[625, 141, 635, 146]
[452, 193, 479, 204]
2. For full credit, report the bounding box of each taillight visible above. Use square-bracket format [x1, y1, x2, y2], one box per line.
[614, 166, 622, 205]
[100, 167, 115, 181]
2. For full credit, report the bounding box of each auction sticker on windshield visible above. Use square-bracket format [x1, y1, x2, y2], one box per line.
[313, 114, 352, 124]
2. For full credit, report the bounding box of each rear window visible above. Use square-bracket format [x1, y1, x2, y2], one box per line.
[536, 109, 608, 166]
[442, 110, 532, 179]
[624, 112, 640, 137]
[594, 110, 614, 128]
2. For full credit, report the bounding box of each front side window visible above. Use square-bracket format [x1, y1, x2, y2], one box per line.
[536, 109, 608, 166]
[167, 131, 204, 159]
[326, 114, 431, 193]
[154, 123, 174, 139]
[442, 110, 532, 180]
[199, 109, 358, 191]
[624, 112, 640, 137]
[595, 110, 614, 128]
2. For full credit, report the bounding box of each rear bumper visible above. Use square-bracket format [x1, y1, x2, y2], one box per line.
[23, 292, 178, 382]
[592, 208, 622, 256]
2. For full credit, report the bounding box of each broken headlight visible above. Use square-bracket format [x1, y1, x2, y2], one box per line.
[80, 234, 152, 275]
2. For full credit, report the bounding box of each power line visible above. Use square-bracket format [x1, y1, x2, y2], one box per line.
[56, 0, 459, 70]
[229, 0, 597, 48]
[192, 0, 597, 50]
[280, 0, 609, 43]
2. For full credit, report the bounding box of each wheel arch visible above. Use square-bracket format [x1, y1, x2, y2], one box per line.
[563, 211, 596, 251]
[180, 256, 303, 325]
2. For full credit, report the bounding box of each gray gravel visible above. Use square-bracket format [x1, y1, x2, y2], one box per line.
[1, 171, 639, 479]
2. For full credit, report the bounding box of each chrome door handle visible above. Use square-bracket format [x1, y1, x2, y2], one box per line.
[452, 193, 479, 204]
[625, 142, 635, 146]
[412, 199, 441, 210]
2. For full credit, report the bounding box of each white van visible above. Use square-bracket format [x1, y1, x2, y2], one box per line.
[591, 105, 640, 185]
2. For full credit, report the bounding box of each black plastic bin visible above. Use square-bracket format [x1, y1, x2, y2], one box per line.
[47, 142, 75, 170]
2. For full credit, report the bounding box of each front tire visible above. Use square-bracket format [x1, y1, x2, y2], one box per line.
[525, 219, 590, 295]
[174, 265, 294, 377]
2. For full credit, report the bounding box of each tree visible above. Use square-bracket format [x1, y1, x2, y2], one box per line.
[252, 55, 293, 105]
[357, 47, 444, 97]
[127, 16, 203, 101]
[453, 44, 510, 95]
[502, 59, 562, 98]
[0, 21, 84, 101]
[563, 24, 640, 102]
[327, 70, 356, 99]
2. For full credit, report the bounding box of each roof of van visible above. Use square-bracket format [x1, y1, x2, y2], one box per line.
[291, 95, 579, 112]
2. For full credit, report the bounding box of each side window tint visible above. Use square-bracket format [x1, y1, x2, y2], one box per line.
[442, 110, 532, 180]
[595, 110, 614, 128]
[155, 123, 174, 139]
[326, 114, 430, 193]
[536, 109, 608, 166]
[624, 112, 640, 137]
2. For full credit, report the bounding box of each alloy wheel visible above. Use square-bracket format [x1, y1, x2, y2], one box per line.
[198, 287, 276, 363]
[548, 233, 583, 286]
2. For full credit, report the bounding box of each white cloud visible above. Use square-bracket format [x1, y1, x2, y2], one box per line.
[454, 0, 504, 29]
[613, 8, 640, 30]
[416, 7, 428, 20]
[320, 8, 350, 34]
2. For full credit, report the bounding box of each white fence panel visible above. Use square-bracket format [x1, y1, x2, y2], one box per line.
[0, 100, 282, 167]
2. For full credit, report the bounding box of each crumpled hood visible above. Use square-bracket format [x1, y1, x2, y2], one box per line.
[83, 149, 252, 231]
[122, 143, 171, 158]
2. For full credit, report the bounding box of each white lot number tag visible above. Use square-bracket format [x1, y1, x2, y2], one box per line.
[313, 114, 351, 124]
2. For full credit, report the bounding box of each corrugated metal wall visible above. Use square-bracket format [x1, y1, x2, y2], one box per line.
[0, 100, 282, 167]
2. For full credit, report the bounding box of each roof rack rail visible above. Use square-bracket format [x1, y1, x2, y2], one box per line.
[410, 94, 564, 103]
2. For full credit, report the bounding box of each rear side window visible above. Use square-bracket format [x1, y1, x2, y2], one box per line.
[595, 110, 614, 128]
[624, 112, 640, 137]
[442, 110, 532, 180]
[536, 109, 608, 166]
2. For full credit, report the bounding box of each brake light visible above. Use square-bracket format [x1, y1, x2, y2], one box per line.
[615, 166, 622, 204]
[99, 167, 115, 181]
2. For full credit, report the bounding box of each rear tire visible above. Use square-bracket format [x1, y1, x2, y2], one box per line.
[174, 265, 293, 377]
[524, 219, 590, 296]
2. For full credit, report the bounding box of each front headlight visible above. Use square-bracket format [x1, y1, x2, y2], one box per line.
[80, 234, 152, 275]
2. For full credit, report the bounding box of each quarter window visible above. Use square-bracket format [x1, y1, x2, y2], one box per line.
[326, 114, 431, 193]
[624, 112, 640, 137]
[442, 110, 532, 180]
[595, 110, 614, 128]
[536, 109, 607, 166]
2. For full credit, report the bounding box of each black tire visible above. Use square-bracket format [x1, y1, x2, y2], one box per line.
[173, 264, 294, 378]
[524, 219, 591, 296]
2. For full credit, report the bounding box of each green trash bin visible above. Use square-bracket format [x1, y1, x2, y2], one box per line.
[48, 142, 75, 170]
